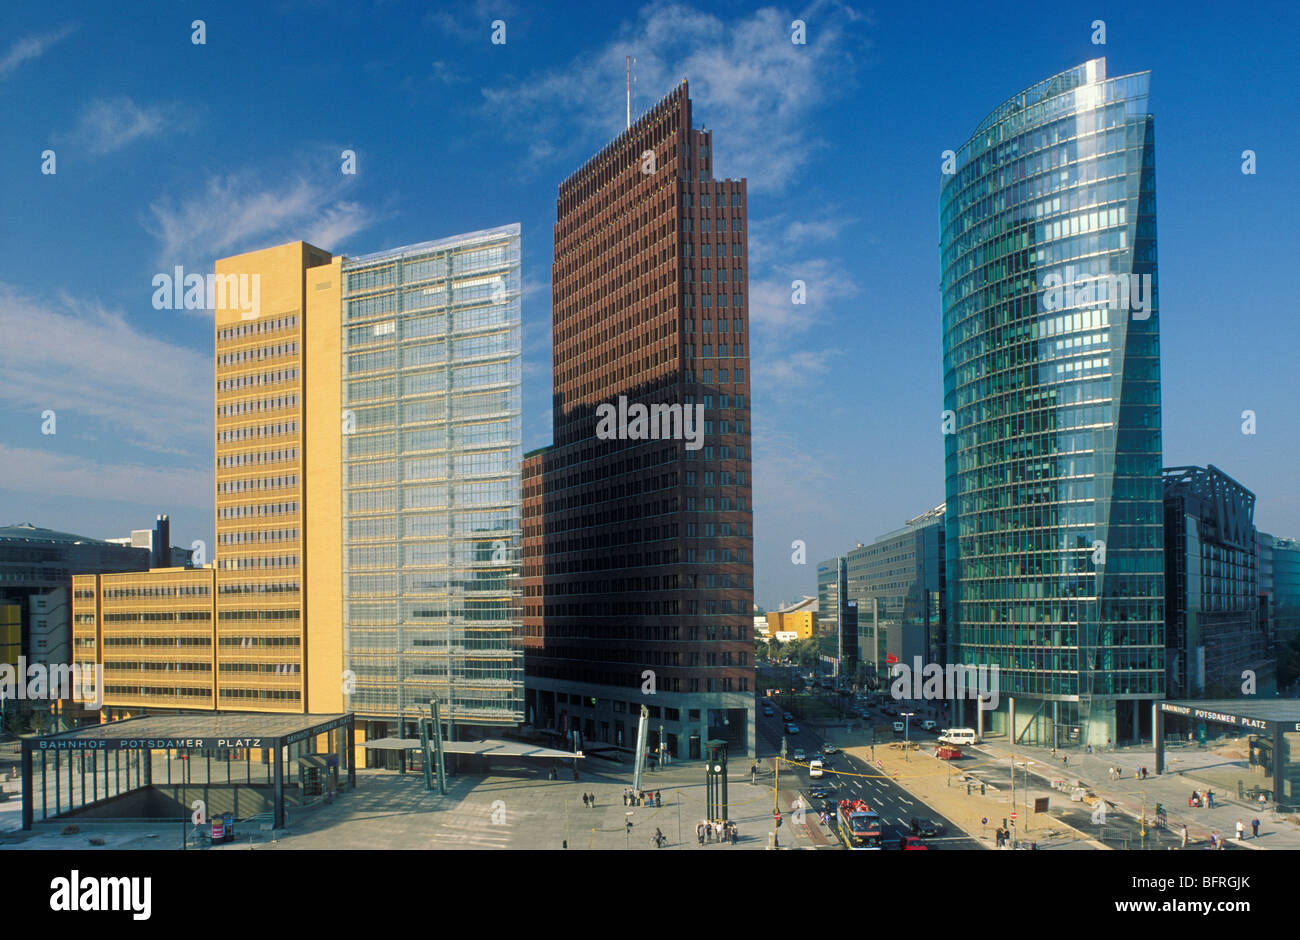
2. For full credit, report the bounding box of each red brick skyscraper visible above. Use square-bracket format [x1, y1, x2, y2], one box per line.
[521, 80, 755, 758]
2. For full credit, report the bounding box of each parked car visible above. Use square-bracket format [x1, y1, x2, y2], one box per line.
[922, 719, 937, 732]
[935, 746, 963, 761]
[892, 721, 905, 734]
[910, 817, 944, 837]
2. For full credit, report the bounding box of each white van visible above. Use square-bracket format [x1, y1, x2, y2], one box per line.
[938, 728, 979, 746]
[809, 759, 824, 778]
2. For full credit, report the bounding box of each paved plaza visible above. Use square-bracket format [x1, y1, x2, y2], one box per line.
[0, 753, 830, 851]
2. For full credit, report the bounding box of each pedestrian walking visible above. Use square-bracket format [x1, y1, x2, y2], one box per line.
[582, 793, 589, 808]
[696, 822, 704, 845]
[1207, 790, 1215, 809]
[1106, 736, 1112, 749]
[1180, 824, 1188, 849]
[1235, 819, 1245, 841]
[1210, 830, 1218, 849]
[1062, 754, 1068, 766]
[1259, 792, 1267, 808]
[655, 790, 661, 807]
[1252, 817, 1260, 838]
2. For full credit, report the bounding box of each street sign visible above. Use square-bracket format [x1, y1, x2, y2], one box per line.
[1009, 812, 1017, 820]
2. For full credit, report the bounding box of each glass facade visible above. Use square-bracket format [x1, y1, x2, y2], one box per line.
[341, 225, 523, 730]
[846, 506, 946, 687]
[940, 59, 1164, 745]
[816, 557, 847, 673]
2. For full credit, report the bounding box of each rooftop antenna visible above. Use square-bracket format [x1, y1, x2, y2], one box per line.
[626, 55, 636, 128]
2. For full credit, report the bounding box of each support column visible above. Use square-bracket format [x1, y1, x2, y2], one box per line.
[21, 743, 33, 830]
[1132, 701, 1139, 742]
[347, 722, 356, 789]
[144, 748, 152, 786]
[1272, 724, 1285, 810]
[273, 744, 285, 829]
[1153, 704, 1164, 774]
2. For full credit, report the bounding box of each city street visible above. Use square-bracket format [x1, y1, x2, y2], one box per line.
[755, 679, 982, 850]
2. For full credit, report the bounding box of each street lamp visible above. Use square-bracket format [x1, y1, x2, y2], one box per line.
[901, 712, 914, 762]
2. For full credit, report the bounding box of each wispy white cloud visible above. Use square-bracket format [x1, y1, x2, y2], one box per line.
[0, 444, 209, 508]
[0, 25, 76, 78]
[145, 166, 377, 268]
[0, 284, 211, 460]
[481, 1, 869, 192]
[63, 96, 181, 155]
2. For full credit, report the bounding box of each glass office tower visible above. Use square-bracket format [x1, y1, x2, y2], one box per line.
[341, 225, 524, 745]
[940, 59, 1164, 746]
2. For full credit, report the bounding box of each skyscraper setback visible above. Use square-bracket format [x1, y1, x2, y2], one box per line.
[522, 81, 756, 758]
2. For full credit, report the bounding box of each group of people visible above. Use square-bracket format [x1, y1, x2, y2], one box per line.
[623, 788, 661, 807]
[1107, 766, 1150, 781]
[1189, 788, 1215, 808]
[994, 826, 1013, 848]
[696, 819, 738, 845]
[580, 792, 597, 808]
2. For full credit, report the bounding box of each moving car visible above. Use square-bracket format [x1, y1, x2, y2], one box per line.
[782, 712, 795, 722]
[910, 817, 944, 837]
[809, 759, 824, 778]
[898, 836, 930, 850]
[892, 721, 905, 734]
[762, 706, 774, 717]
[821, 744, 839, 756]
[785, 723, 800, 735]
[935, 745, 963, 761]
[922, 719, 937, 732]
[809, 785, 836, 799]
[792, 747, 807, 762]
[937, 728, 979, 746]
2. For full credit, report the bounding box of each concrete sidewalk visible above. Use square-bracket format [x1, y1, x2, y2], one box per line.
[972, 737, 1300, 849]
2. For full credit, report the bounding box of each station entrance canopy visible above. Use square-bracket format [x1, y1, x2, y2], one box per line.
[1155, 699, 1300, 810]
[20, 713, 354, 831]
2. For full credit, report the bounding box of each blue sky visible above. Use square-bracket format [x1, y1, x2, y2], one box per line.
[1, 0, 1296, 610]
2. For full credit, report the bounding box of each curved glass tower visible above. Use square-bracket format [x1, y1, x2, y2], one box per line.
[940, 59, 1163, 746]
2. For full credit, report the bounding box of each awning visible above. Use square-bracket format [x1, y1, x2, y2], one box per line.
[361, 738, 582, 759]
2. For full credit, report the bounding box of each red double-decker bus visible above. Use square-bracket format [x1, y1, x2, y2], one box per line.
[836, 799, 883, 850]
